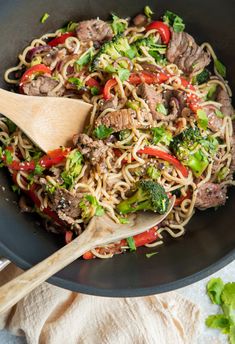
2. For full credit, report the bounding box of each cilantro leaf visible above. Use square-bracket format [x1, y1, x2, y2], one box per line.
[156, 103, 168, 115]
[111, 13, 127, 35]
[163, 10, 185, 33]
[5, 150, 13, 165]
[207, 278, 224, 305]
[61, 150, 83, 189]
[93, 125, 114, 139]
[146, 252, 158, 258]
[221, 283, 235, 310]
[67, 77, 84, 90]
[34, 164, 45, 175]
[205, 314, 231, 334]
[197, 109, 208, 130]
[90, 86, 100, 96]
[117, 68, 130, 82]
[41, 13, 50, 24]
[79, 194, 104, 220]
[126, 237, 136, 251]
[144, 6, 154, 19]
[215, 109, 224, 118]
[12, 185, 20, 194]
[118, 216, 129, 224]
[214, 59, 226, 78]
[207, 84, 217, 100]
[75, 48, 94, 70]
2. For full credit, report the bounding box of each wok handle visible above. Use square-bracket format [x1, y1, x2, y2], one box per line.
[0, 257, 10, 271]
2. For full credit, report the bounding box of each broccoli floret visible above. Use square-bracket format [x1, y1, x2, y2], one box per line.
[170, 127, 209, 177]
[131, 36, 166, 54]
[192, 69, 210, 85]
[116, 180, 169, 215]
[91, 35, 132, 71]
[112, 35, 132, 54]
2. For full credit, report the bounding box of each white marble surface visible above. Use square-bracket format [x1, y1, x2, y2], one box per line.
[0, 260, 234, 344]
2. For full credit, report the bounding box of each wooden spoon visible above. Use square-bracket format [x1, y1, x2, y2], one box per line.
[0, 197, 175, 314]
[0, 88, 92, 152]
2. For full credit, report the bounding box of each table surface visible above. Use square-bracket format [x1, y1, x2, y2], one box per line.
[0, 260, 234, 344]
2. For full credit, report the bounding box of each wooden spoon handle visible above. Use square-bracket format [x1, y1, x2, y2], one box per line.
[0, 229, 96, 314]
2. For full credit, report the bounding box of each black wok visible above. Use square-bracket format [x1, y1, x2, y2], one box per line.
[0, 0, 234, 297]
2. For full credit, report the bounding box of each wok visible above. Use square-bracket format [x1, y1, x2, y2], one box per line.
[0, 0, 234, 297]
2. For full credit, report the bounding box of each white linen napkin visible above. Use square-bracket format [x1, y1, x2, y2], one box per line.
[0, 264, 200, 344]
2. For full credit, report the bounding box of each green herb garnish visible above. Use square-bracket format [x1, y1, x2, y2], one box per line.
[156, 103, 168, 115]
[117, 68, 130, 82]
[214, 59, 226, 78]
[144, 6, 154, 19]
[93, 125, 114, 139]
[206, 278, 235, 343]
[163, 10, 185, 33]
[75, 48, 94, 71]
[61, 150, 83, 189]
[126, 237, 136, 251]
[67, 77, 84, 90]
[146, 252, 158, 258]
[41, 13, 50, 24]
[5, 150, 13, 165]
[197, 109, 208, 130]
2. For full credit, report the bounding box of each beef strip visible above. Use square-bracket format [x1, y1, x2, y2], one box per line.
[216, 87, 234, 117]
[166, 30, 210, 75]
[96, 106, 156, 132]
[137, 83, 184, 121]
[75, 133, 111, 171]
[76, 19, 113, 44]
[133, 14, 148, 27]
[195, 182, 227, 209]
[50, 188, 83, 219]
[22, 76, 64, 97]
[96, 108, 137, 132]
[99, 96, 118, 112]
[43, 48, 67, 69]
[205, 107, 224, 137]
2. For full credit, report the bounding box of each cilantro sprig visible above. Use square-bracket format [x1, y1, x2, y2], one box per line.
[206, 278, 235, 343]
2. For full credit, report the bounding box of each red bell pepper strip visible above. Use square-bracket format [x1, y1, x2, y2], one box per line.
[48, 32, 75, 47]
[19, 64, 51, 85]
[103, 78, 118, 100]
[83, 227, 158, 259]
[83, 251, 95, 260]
[138, 147, 188, 177]
[65, 231, 73, 244]
[40, 148, 71, 168]
[5, 148, 70, 171]
[131, 226, 158, 247]
[85, 77, 102, 94]
[129, 70, 169, 85]
[146, 21, 171, 44]
[174, 190, 191, 207]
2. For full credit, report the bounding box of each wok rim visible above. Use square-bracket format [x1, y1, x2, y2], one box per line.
[1, 242, 234, 297]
